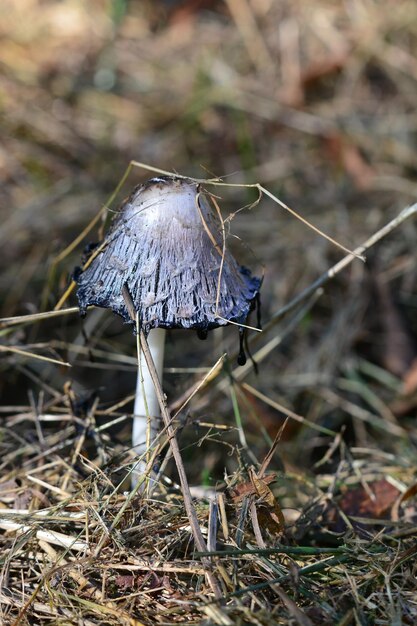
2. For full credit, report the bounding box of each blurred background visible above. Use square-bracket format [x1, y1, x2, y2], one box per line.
[1, 0, 417, 482]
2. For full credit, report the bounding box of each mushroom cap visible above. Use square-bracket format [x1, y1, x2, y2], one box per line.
[77, 176, 261, 332]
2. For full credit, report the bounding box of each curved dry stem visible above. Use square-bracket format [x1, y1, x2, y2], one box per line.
[130, 160, 363, 259]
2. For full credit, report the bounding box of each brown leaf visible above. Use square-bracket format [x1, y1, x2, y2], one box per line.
[339, 479, 400, 519]
[230, 473, 276, 502]
[250, 469, 285, 534]
[115, 575, 136, 591]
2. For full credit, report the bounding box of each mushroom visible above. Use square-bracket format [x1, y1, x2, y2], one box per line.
[76, 175, 261, 480]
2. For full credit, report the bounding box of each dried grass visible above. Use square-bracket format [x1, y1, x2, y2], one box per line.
[0, 388, 416, 625]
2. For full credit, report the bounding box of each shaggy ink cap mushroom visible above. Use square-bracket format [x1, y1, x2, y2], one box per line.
[77, 176, 261, 348]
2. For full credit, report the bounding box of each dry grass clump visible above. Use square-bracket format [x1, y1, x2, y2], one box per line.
[0, 389, 416, 625]
[2, 0, 417, 624]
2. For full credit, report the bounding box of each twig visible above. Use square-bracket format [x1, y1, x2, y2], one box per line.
[196, 546, 347, 557]
[224, 555, 352, 599]
[267, 202, 417, 328]
[250, 501, 266, 549]
[208, 495, 219, 554]
[0, 520, 87, 551]
[0, 306, 80, 330]
[0, 345, 71, 367]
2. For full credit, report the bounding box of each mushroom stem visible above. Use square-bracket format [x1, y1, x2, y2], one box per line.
[132, 328, 166, 474]
[138, 328, 221, 598]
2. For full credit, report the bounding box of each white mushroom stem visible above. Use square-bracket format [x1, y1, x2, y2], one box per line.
[132, 328, 166, 475]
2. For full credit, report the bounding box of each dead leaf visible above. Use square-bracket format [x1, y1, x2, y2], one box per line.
[230, 473, 276, 501]
[250, 469, 285, 534]
[339, 479, 400, 519]
[115, 575, 136, 591]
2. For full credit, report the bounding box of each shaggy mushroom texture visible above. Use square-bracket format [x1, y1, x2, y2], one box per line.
[77, 176, 261, 333]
